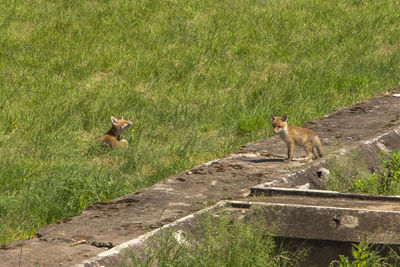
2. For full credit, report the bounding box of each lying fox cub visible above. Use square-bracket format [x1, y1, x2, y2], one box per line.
[272, 114, 324, 163]
[101, 116, 132, 147]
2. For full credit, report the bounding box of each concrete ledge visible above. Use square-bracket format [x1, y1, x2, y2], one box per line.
[251, 187, 400, 201]
[78, 197, 400, 266]
[227, 201, 400, 244]
[75, 202, 227, 267]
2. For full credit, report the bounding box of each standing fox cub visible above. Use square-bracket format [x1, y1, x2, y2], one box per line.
[101, 116, 132, 147]
[272, 114, 324, 163]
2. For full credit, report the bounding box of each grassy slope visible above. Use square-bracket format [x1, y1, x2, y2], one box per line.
[0, 0, 399, 244]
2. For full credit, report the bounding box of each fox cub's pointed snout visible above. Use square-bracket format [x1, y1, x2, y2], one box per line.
[271, 114, 288, 135]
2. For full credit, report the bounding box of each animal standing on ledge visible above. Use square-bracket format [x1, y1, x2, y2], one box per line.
[101, 116, 132, 147]
[272, 114, 324, 163]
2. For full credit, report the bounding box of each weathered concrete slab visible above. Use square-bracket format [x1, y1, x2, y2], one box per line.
[1, 91, 400, 267]
[244, 188, 400, 244]
[77, 193, 400, 267]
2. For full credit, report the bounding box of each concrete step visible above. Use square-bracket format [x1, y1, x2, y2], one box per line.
[79, 190, 400, 266]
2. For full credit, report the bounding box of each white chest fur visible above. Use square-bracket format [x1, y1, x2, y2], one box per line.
[277, 126, 290, 142]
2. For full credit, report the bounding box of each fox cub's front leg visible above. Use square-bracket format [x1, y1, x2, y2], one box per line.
[284, 141, 294, 163]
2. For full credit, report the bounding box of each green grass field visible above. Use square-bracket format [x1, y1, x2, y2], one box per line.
[0, 0, 399, 244]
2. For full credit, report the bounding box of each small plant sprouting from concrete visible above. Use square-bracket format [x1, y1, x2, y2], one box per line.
[353, 150, 400, 195]
[324, 152, 371, 193]
[330, 242, 390, 267]
[325, 150, 400, 196]
[126, 208, 308, 267]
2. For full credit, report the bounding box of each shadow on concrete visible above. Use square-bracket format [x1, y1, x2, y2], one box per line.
[246, 158, 285, 163]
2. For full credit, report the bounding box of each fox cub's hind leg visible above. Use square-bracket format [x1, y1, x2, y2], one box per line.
[313, 137, 324, 159]
[312, 146, 320, 159]
[301, 142, 313, 163]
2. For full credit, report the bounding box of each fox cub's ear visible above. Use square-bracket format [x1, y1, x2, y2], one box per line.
[281, 114, 288, 122]
[111, 116, 118, 125]
[271, 113, 276, 120]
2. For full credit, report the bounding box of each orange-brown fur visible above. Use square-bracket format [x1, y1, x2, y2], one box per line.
[272, 114, 324, 163]
[101, 116, 132, 147]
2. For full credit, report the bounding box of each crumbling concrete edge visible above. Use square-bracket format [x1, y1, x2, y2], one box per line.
[228, 200, 400, 216]
[251, 187, 400, 201]
[75, 201, 227, 267]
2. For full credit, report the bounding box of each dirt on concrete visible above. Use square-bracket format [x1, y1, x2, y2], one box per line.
[2, 90, 400, 267]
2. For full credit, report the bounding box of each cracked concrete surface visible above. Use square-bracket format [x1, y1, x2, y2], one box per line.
[2, 90, 400, 266]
